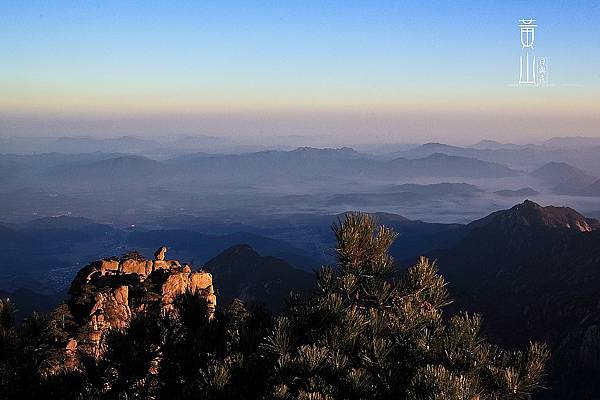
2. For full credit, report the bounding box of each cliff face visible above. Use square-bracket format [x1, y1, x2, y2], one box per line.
[64, 247, 216, 360]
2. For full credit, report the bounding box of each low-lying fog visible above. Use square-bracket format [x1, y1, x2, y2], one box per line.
[1, 136, 600, 225]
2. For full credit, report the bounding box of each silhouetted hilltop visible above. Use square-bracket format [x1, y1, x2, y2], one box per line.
[429, 200, 600, 399]
[469, 199, 600, 233]
[204, 244, 313, 311]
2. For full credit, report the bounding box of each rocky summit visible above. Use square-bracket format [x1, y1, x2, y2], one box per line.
[64, 246, 216, 361]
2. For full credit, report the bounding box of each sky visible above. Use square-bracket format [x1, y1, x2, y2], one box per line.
[0, 0, 599, 144]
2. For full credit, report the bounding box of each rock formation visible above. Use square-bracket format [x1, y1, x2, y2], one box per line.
[63, 247, 216, 360]
[154, 245, 167, 261]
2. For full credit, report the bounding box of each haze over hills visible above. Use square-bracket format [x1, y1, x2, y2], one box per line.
[0, 138, 592, 221]
[0, 142, 549, 225]
[390, 141, 600, 175]
[1, 136, 599, 297]
[531, 162, 600, 196]
[494, 187, 539, 197]
[543, 136, 600, 149]
[3, 137, 600, 399]
[390, 153, 517, 178]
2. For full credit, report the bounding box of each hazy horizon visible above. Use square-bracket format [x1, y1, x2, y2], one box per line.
[2, 1, 599, 143]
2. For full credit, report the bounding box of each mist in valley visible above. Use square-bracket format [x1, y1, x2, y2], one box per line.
[2, 134, 600, 297]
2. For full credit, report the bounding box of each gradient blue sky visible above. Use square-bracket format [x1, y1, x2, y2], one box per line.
[1, 1, 598, 143]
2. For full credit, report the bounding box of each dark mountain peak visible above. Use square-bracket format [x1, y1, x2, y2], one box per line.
[216, 243, 259, 258]
[472, 200, 600, 233]
[206, 244, 289, 272]
[368, 212, 411, 223]
[205, 244, 313, 311]
[514, 199, 541, 212]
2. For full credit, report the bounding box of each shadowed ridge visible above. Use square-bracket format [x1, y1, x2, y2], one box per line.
[469, 199, 600, 233]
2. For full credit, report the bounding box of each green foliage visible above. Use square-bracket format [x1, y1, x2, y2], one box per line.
[260, 213, 549, 400]
[0, 213, 548, 399]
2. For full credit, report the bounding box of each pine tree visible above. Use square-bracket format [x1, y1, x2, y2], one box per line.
[260, 213, 548, 400]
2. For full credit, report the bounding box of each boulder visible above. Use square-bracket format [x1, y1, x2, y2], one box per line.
[64, 250, 217, 359]
[99, 260, 119, 274]
[154, 246, 167, 260]
[120, 259, 150, 275]
[89, 285, 131, 331]
[153, 259, 181, 272]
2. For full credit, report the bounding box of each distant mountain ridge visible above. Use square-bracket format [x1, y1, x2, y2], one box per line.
[493, 187, 539, 197]
[168, 147, 517, 179]
[469, 199, 600, 233]
[390, 153, 517, 177]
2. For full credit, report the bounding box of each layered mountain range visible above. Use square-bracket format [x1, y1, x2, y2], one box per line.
[4, 141, 600, 231]
[3, 136, 600, 398]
